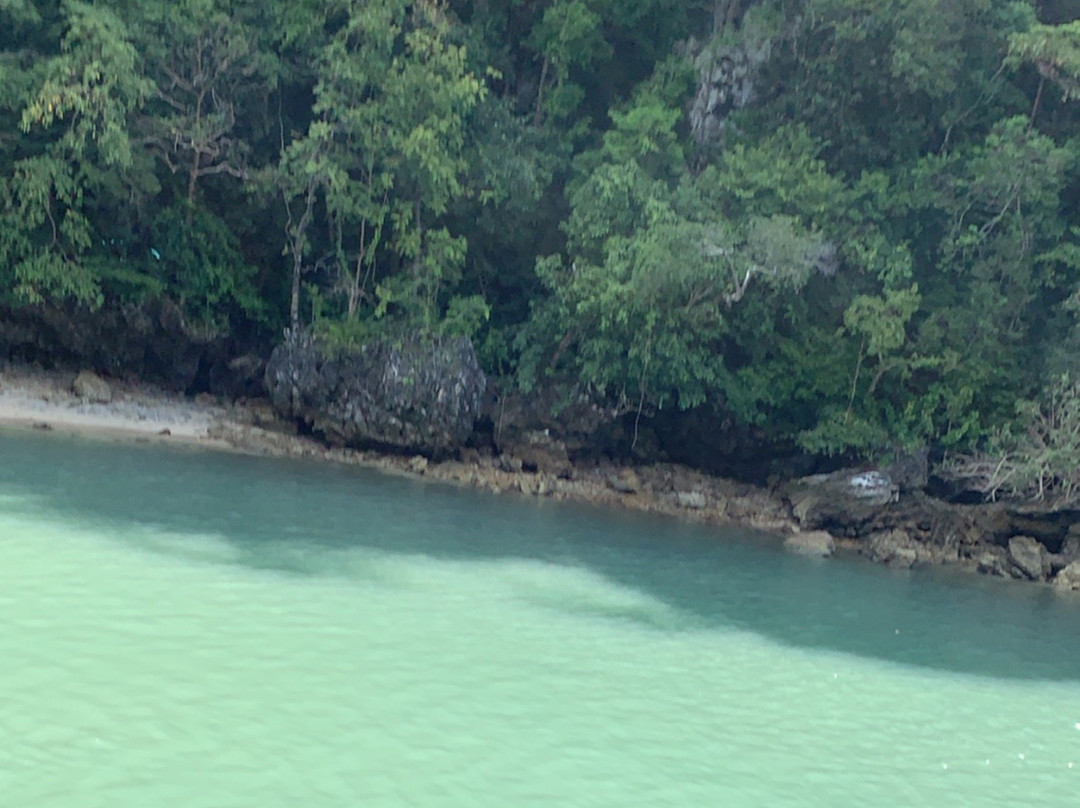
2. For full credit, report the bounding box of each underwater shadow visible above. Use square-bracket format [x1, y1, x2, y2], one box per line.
[4, 429, 1080, 682]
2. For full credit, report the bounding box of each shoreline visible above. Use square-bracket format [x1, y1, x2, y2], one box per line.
[0, 363, 801, 529]
[5, 363, 1078, 591]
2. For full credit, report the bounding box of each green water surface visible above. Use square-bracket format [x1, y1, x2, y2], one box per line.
[1, 431, 1078, 806]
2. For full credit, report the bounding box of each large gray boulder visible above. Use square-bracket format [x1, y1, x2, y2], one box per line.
[265, 330, 485, 455]
[1008, 536, 1051, 581]
[785, 469, 899, 531]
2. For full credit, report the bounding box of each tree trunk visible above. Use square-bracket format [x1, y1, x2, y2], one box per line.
[348, 218, 367, 319]
[534, 56, 550, 127]
[289, 183, 318, 331]
[187, 150, 201, 206]
[187, 87, 207, 207]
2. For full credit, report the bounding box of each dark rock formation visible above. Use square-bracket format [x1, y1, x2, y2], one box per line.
[484, 382, 625, 472]
[265, 330, 485, 455]
[205, 353, 266, 401]
[499, 428, 572, 475]
[887, 447, 929, 493]
[645, 404, 820, 483]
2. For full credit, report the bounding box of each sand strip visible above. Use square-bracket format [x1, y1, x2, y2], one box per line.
[0, 366, 230, 447]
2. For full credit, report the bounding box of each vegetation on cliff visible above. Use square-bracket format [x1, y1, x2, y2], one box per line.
[3, 0, 1080, 490]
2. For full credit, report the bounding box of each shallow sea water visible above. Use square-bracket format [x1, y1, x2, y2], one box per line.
[1, 430, 1079, 806]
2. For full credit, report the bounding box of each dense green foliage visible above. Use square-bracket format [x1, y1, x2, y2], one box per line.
[4, 0, 1080, 464]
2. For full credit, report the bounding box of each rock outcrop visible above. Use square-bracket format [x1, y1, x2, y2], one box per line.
[1052, 560, 1080, 591]
[1008, 536, 1051, 581]
[484, 382, 626, 473]
[0, 299, 265, 396]
[865, 529, 926, 569]
[72, 370, 112, 403]
[499, 428, 572, 475]
[784, 530, 836, 557]
[887, 448, 930, 493]
[976, 547, 1011, 577]
[265, 330, 485, 455]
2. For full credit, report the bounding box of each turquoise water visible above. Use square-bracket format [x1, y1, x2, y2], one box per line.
[1, 431, 1079, 806]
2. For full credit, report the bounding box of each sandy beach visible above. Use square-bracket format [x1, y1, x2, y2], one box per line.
[0, 364, 235, 447]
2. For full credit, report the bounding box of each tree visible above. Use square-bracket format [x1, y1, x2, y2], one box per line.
[1009, 19, 1080, 127]
[519, 80, 831, 413]
[130, 0, 277, 206]
[274, 0, 485, 334]
[1, 0, 152, 306]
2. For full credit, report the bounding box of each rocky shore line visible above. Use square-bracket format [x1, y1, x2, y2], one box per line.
[4, 362, 1080, 594]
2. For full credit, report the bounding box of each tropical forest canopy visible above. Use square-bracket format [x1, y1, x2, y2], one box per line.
[4, 0, 1080, 471]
